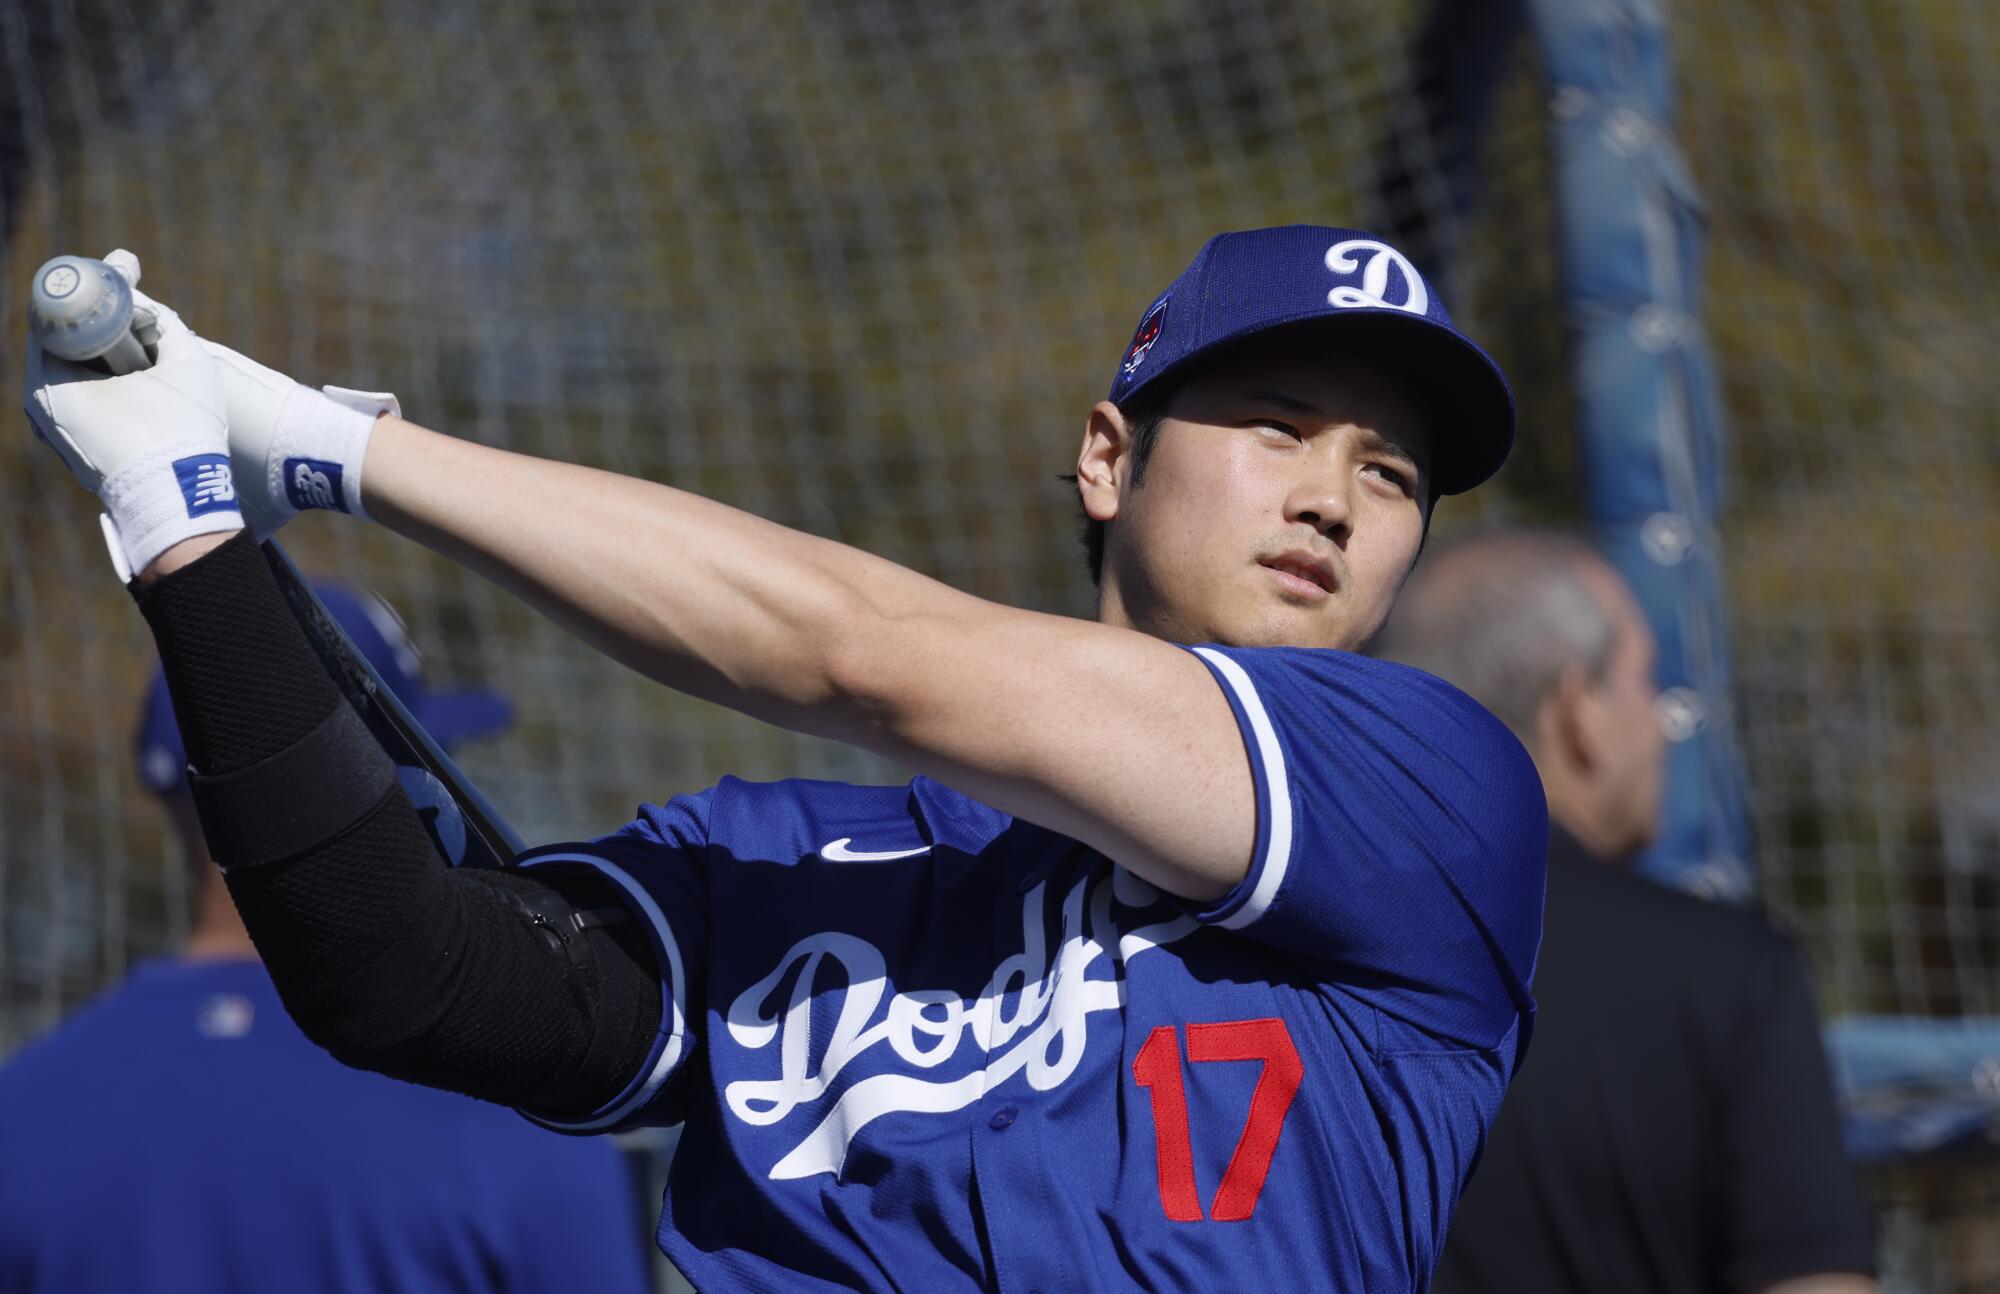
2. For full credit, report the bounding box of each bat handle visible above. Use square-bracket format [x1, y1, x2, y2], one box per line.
[97, 328, 152, 375]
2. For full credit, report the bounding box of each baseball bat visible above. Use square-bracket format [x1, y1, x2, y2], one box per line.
[28, 253, 523, 869]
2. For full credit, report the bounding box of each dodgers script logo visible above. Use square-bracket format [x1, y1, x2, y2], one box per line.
[1323, 239, 1430, 316]
[723, 867, 1198, 1180]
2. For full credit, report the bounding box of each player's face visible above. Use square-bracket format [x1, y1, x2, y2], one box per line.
[1084, 344, 1431, 652]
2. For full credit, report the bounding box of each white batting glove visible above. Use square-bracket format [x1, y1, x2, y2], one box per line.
[23, 252, 242, 578]
[202, 341, 398, 540]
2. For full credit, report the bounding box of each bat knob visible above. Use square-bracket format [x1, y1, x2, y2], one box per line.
[29, 255, 137, 363]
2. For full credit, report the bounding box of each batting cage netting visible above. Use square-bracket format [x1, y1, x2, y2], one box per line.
[3, 1, 1997, 1289]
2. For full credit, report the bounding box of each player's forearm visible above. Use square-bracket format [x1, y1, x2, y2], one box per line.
[137, 529, 238, 583]
[130, 531, 660, 1114]
[362, 414, 969, 743]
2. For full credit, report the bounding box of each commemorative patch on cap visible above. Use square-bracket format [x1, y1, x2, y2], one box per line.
[1122, 299, 1168, 377]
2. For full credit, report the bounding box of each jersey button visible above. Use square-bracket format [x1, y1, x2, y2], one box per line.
[988, 1106, 1018, 1130]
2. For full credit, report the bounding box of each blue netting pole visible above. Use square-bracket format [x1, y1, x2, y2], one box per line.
[1382, 0, 1754, 895]
[1526, 0, 1752, 896]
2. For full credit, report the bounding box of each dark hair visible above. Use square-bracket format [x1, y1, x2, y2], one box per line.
[1062, 377, 1183, 586]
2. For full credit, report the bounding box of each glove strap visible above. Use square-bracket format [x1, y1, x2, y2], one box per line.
[188, 700, 397, 870]
[266, 385, 398, 521]
[97, 443, 245, 577]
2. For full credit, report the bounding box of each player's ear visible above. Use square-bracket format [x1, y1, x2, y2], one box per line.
[1077, 400, 1132, 524]
[1543, 662, 1603, 778]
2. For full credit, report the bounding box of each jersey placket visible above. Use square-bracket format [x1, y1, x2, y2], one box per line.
[966, 849, 1100, 1293]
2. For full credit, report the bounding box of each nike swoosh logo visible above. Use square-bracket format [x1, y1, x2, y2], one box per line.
[820, 837, 933, 863]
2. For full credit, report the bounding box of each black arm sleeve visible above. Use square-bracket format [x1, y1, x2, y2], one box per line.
[134, 531, 663, 1117]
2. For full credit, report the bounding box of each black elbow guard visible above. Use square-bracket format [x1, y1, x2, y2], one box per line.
[498, 866, 662, 1117]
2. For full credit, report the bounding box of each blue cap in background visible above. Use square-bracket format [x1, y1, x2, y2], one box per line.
[1108, 225, 1515, 495]
[135, 583, 514, 796]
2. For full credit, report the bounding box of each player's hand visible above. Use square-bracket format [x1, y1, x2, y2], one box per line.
[23, 251, 242, 576]
[202, 340, 399, 537]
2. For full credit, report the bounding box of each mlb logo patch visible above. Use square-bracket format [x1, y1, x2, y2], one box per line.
[173, 454, 238, 518]
[1122, 299, 1169, 376]
[198, 993, 256, 1039]
[285, 457, 349, 513]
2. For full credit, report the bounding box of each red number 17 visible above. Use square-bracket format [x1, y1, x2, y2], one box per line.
[1133, 1017, 1303, 1222]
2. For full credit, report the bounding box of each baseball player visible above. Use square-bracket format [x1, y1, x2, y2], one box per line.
[25, 226, 1546, 1292]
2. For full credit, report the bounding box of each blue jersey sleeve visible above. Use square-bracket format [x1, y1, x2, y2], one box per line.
[1185, 646, 1547, 1051]
[512, 787, 716, 1133]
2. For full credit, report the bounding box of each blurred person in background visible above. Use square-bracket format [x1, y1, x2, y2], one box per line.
[1375, 530, 1877, 1294]
[0, 584, 652, 1294]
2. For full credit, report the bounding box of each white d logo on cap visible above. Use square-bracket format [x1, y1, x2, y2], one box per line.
[1324, 240, 1429, 316]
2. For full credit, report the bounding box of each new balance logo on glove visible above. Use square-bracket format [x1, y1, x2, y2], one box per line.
[285, 457, 349, 513]
[174, 454, 237, 517]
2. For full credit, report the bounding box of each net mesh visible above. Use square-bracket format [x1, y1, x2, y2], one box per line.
[3, 0, 1997, 1287]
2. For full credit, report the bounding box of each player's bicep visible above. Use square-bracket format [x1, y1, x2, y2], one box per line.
[852, 599, 1255, 902]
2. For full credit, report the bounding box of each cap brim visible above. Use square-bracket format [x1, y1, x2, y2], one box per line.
[1130, 308, 1516, 496]
[1320, 310, 1515, 495]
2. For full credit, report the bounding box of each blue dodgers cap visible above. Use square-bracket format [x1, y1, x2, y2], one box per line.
[1108, 225, 1515, 495]
[135, 583, 514, 795]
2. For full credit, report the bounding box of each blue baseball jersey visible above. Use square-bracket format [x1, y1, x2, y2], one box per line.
[0, 958, 650, 1294]
[517, 646, 1547, 1292]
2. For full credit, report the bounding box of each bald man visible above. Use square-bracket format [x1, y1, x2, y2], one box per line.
[1375, 531, 1877, 1294]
